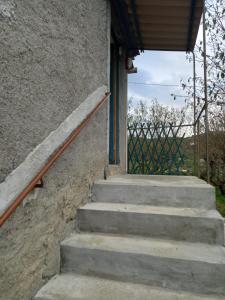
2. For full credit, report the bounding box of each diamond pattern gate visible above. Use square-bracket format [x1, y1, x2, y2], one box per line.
[127, 123, 193, 175]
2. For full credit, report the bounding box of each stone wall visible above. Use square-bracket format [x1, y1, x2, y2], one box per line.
[0, 0, 110, 299]
[0, 0, 110, 182]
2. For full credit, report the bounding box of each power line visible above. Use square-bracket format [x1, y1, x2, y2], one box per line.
[129, 81, 180, 87]
[129, 81, 201, 88]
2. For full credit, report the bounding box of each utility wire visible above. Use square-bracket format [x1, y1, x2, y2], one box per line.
[129, 82, 180, 87]
[129, 81, 201, 88]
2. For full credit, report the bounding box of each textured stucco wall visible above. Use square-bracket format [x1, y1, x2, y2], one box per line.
[0, 103, 108, 300]
[0, 0, 109, 183]
[0, 0, 110, 299]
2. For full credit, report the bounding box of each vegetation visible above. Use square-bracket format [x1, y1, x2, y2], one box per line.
[128, 98, 187, 125]
[181, 0, 225, 104]
[181, 0, 225, 201]
[216, 186, 225, 217]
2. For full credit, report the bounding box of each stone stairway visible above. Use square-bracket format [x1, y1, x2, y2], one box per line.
[34, 175, 225, 300]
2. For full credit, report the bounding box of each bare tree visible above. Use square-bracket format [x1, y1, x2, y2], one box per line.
[127, 98, 187, 125]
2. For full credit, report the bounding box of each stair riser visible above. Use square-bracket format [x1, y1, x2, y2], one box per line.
[92, 184, 215, 209]
[61, 245, 225, 296]
[78, 209, 224, 245]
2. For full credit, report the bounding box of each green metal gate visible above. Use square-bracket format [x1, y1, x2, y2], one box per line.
[127, 123, 193, 175]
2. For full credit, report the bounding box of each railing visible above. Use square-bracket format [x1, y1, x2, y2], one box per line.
[0, 92, 110, 227]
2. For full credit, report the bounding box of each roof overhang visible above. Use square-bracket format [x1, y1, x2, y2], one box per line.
[111, 0, 203, 55]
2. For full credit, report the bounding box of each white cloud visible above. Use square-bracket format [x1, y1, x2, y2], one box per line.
[128, 46, 204, 109]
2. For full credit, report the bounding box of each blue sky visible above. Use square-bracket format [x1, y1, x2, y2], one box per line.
[128, 27, 203, 109]
[128, 51, 192, 108]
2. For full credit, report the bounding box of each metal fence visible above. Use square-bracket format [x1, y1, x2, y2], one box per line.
[127, 122, 194, 175]
[127, 94, 212, 179]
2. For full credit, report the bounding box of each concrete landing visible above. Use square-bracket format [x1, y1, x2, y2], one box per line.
[61, 233, 225, 295]
[34, 273, 224, 300]
[78, 202, 224, 244]
[92, 175, 215, 209]
[106, 175, 209, 186]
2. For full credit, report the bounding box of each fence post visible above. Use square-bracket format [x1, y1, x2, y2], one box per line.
[197, 119, 200, 178]
[203, 1, 210, 183]
[193, 52, 197, 176]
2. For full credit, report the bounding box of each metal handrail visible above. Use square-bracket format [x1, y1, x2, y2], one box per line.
[0, 92, 110, 227]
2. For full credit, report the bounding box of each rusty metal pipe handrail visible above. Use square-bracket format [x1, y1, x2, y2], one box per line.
[0, 92, 110, 227]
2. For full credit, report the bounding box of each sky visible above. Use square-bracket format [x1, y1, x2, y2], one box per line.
[128, 27, 203, 110]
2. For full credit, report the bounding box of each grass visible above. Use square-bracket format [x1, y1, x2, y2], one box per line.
[216, 187, 225, 217]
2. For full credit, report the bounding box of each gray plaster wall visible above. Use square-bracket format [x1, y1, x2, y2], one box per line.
[0, 0, 110, 299]
[0, 103, 108, 300]
[0, 0, 109, 182]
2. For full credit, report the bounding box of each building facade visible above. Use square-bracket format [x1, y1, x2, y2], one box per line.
[0, 1, 203, 299]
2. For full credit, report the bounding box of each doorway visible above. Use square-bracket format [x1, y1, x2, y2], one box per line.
[109, 42, 120, 164]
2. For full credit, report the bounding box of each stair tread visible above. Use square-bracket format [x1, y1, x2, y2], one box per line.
[34, 273, 224, 300]
[62, 232, 225, 264]
[81, 202, 222, 219]
[96, 175, 212, 188]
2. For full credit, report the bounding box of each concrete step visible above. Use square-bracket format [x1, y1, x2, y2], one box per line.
[92, 175, 215, 209]
[61, 233, 225, 296]
[78, 202, 224, 245]
[34, 273, 225, 300]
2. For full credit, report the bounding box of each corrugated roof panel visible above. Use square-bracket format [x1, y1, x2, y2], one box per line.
[125, 0, 203, 52]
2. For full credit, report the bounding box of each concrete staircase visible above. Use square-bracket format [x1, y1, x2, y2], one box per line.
[34, 175, 225, 300]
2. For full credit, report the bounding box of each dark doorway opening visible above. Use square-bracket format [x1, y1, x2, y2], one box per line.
[109, 42, 120, 164]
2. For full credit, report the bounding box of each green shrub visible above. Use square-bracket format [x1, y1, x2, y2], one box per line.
[216, 186, 225, 217]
